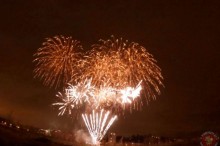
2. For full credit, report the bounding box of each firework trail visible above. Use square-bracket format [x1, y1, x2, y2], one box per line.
[33, 35, 82, 88]
[82, 109, 117, 145]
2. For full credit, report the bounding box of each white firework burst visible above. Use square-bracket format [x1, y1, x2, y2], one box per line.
[52, 78, 94, 115]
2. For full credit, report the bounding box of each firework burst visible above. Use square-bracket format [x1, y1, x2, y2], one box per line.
[33, 35, 82, 88]
[52, 78, 94, 116]
[82, 36, 163, 102]
[121, 41, 163, 100]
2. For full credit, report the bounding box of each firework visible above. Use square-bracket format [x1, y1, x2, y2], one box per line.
[33, 35, 82, 88]
[53, 78, 143, 115]
[52, 78, 94, 115]
[121, 41, 163, 100]
[91, 80, 143, 111]
[82, 109, 117, 145]
[52, 92, 74, 116]
[119, 80, 142, 104]
[82, 36, 163, 101]
[34, 35, 164, 145]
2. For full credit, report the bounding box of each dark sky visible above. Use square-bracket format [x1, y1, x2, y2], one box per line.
[0, 0, 220, 137]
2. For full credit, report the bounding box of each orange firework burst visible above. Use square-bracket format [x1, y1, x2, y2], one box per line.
[121, 40, 163, 100]
[82, 36, 163, 102]
[33, 35, 82, 88]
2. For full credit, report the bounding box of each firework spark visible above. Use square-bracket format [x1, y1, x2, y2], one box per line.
[82, 110, 117, 145]
[33, 35, 82, 88]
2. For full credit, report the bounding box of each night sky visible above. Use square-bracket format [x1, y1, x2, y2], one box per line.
[0, 0, 220, 137]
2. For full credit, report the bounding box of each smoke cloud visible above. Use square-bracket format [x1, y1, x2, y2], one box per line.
[74, 129, 92, 144]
